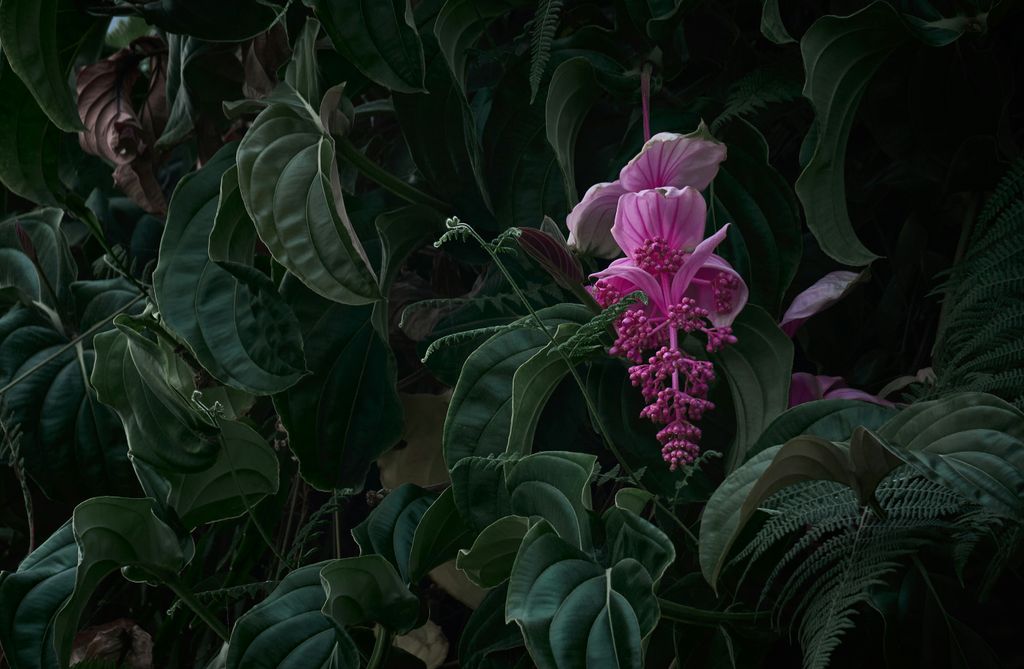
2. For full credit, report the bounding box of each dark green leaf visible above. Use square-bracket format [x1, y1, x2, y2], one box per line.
[545, 57, 599, 208]
[132, 0, 286, 42]
[505, 451, 597, 550]
[319, 555, 420, 633]
[0, 58, 63, 205]
[273, 279, 403, 491]
[456, 515, 532, 588]
[352, 483, 434, 582]
[0, 523, 76, 669]
[305, 0, 425, 93]
[750, 398, 898, 459]
[458, 583, 524, 669]
[506, 323, 578, 456]
[408, 487, 473, 582]
[154, 144, 307, 395]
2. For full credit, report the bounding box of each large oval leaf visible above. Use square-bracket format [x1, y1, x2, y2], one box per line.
[272, 278, 403, 491]
[750, 398, 897, 458]
[0, 523, 76, 669]
[0, 58, 63, 205]
[506, 522, 660, 669]
[154, 144, 307, 395]
[226, 561, 340, 669]
[236, 91, 379, 305]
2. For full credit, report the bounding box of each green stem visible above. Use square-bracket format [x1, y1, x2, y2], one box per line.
[335, 137, 449, 211]
[657, 598, 764, 625]
[461, 224, 697, 546]
[166, 577, 231, 642]
[366, 625, 393, 669]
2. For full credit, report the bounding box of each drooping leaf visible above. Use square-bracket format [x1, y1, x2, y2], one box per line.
[0, 523, 76, 669]
[165, 418, 280, 529]
[0, 0, 105, 131]
[505, 451, 597, 550]
[456, 515, 532, 588]
[319, 556, 420, 633]
[794, 1, 910, 266]
[714, 305, 793, 472]
[285, 17, 322, 105]
[506, 521, 660, 669]
[545, 57, 599, 207]
[272, 278, 403, 491]
[408, 488, 473, 582]
[154, 143, 307, 395]
[450, 456, 514, 534]
[236, 88, 380, 305]
[443, 304, 591, 466]
[91, 314, 220, 474]
[226, 561, 340, 669]
[305, 0, 425, 93]
[53, 497, 186, 668]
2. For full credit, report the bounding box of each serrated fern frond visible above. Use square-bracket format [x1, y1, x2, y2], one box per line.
[528, 0, 563, 103]
[559, 290, 647, 362]
[933, 159, 1024, 407]
[712, 63, 802, 131]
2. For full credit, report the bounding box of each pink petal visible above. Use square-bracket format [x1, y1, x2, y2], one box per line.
[669, 223, 731, 300]
[788, 372, 825, 407]
[591, 258, 668, 313]
[825, 386, 894, 407]
[684, 254, 749, 327]
[618, 130, 727, 192]
[788, 373, 894, 408]
[566, 180, 627, 258]
[780, 271, 864, 336]
[612, 186, 706, 257]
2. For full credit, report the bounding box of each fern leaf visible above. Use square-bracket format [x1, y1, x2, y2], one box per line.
[528, 0, 563, 103]
[713, 63, 802, 131]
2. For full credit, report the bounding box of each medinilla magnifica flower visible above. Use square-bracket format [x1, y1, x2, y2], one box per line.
[588, 186, 748, 469]
[566, 125, 727, 258]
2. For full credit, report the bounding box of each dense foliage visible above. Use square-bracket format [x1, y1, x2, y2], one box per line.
[0, 1, 1023, 668]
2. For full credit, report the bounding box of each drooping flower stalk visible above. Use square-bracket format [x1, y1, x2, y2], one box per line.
[588, 186, 748, 469]
[641, 62, 652, 142]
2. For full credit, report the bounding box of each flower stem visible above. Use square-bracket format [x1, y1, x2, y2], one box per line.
[641, 63, 653, 142]
[166, 577, 231, 642]
[335, 137, 449, 211]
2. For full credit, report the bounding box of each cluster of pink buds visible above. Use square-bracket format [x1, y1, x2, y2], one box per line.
[567, 130, 748, 469]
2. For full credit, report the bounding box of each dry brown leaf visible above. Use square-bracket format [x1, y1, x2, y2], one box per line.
[429, 560, 486, 610]
[70, 618, 153, 669]
[393, 619, 449, 669]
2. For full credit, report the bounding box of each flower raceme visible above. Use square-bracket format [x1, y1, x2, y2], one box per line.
[585, 185, 748, 469]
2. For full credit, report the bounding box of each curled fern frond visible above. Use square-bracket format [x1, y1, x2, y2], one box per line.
[528, 0, 564, 103]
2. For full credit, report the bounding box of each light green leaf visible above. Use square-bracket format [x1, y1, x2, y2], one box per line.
[714, 305, 793, 472]
[408, 488, 473, 582]
[165, 419, 280, 529]
[794, 1, 910, 266]
[91, 315, 220, 473]
[154, 143, 307, 395]
[319, 556, 420, 633]
[236, 90, 380, 305]
[456, 515, 532, 588]
[53, 497, 186, 668]
[305, 0, 425, 93]
[0, 0, 104, 131]
[0, 523, 76, 669]
[272, 279, 403, 491]
[226, 561, 340, 669]
[545, 57, 600, 208]
[506, 522, 659, 669]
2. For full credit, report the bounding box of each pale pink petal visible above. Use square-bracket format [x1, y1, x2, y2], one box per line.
[780, 270, 864, 336]
[825, 386, 894, 407]
[669, 223, 731, 300]
[788, 372, 825, 407]
[788, 373, 894, 408]
[684, 254, 749, 327]
[618, 131, 727, 192]
[591, 258, 668, 313]
[612, 186, 706, 257]
[566, 180, 627, 258]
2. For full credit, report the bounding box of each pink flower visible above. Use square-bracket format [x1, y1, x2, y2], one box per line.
[779, 271, 864, 336]
[588, 187, 748, 469]
[788, 373, 894, 408]
[566, 126, 727, 258]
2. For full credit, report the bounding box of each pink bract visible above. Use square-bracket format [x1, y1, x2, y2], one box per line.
[566, 126, 727, 258]
[788, 373, 894, 408]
